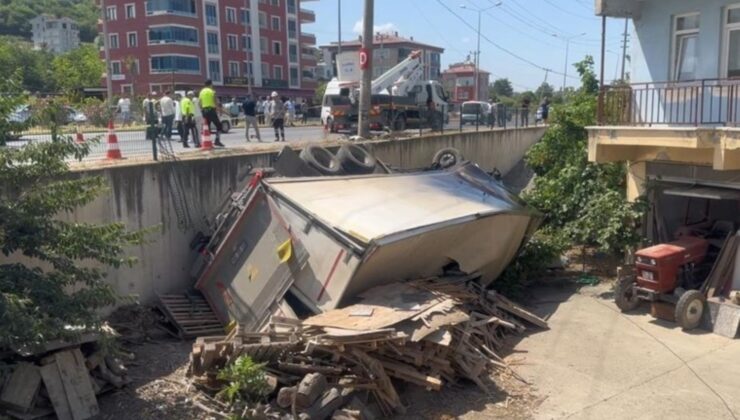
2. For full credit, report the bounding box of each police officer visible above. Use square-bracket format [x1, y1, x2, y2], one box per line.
[198, 79, 225, 147]
[180, 91, 200, 148]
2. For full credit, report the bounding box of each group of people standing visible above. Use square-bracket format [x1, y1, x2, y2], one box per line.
[124, 79, 300, 147]
[485, 96, 551, 128]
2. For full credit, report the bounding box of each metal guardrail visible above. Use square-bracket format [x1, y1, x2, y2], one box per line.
[598, 78, 740, 127]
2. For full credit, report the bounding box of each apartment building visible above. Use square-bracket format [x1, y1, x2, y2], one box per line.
[320, 33, 444, 81]
[100, 0, 317, 101]
[30, 15, 81, 54]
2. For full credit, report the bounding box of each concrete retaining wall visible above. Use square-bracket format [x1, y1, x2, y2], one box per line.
[48, 127, 546, 305]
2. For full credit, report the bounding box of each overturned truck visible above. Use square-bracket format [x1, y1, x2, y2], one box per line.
[189, 144, 541, 332]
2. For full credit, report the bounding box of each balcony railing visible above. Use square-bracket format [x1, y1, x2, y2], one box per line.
[598, 78, 740, 127]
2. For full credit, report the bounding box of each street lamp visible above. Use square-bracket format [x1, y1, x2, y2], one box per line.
[460, 1, 502, 101]
[552, 32, 586, 91]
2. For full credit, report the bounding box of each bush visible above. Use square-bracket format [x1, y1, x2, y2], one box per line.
[79, 97, 114, 127]
[217, 356, 270, 404]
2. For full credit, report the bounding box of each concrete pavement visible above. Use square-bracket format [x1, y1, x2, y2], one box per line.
[512, 282, 739, 419]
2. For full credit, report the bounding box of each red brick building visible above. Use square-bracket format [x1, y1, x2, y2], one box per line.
[441, 62, 490, 105]
[100, 0, 317, 101]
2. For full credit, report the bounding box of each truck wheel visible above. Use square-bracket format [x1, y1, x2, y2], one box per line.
[675, 290, 705, 330]
[432, 147, 463, 169]
[337, 144, 376, 174]
[220, 120, 231, 134]
[615, 277, 640, 312]
[299, 145, 342, 175]
[392, 115, 407, 131]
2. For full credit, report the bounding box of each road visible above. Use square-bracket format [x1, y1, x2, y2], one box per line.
[7, 118, 527, 162]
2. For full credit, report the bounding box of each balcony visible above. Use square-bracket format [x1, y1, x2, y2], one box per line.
[299, 8, 315, 23]
[300, 32, 316, 45]
[595, 0, 645, 18]
[589, 79, 740, 191]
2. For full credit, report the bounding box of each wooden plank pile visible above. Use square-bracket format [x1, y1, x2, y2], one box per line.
[188, 276, 547, 418]
[0, 338, 130, 420]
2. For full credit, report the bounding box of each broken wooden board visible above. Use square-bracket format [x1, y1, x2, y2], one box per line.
[157, 292, 224, 338]
[54, 349, 99, 420]
[487, 291, 549, 329]
[0, 363, 41, 412]
[39, 363, 73, 420]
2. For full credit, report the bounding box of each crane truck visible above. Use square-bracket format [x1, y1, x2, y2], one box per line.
[321, 50, 450, 133]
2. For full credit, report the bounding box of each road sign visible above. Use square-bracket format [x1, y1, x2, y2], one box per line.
[359, 48, 369, 70]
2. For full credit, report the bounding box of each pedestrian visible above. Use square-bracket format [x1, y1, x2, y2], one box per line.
[520, 96, 531, 127]
[540, 97, 551, 124]
[269, 91, 285, 142]
[242, 94, 262, 142]
[192, 90, 203, 141]
[263, 96, 273, 125]
[117, 94, 132, 127]
[285, 97, 296, 127]
[300, 101, 308, 125]
[496, 98, 507, 128]
[159, 91, 176, 140]
[142, 92, 159, 140]
[256, 97, 265, 125]
[174, 93, 183, 140]
[226, 97, 241, 127]
[488, 98, 496, 128]
[198, 79, 226, 147]
[180, 91, 200, 148]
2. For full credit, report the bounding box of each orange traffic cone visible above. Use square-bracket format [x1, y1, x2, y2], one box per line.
[201, 120, 214, 151]
[105, 120, 123, 160]
[75, 126, 85, 144]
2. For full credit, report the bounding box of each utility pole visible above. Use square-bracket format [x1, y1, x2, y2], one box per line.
[245, 0, 252, 94]
[460, 2, 501, 101]
[100, 0, 113, 107]
[621, 18, 629, 81]
[552, 32, 586, 91]
[337, 0, 342, 55]
[357, 0, 373, 138]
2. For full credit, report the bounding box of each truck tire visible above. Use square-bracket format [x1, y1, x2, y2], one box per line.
[300, 145, 342, 175]
[392, 115, 407, 132]
[220, 120, 231, 134]
[337, 144, 376, 174]
[675, 289, 705, 330]
[432, 147, 463, 169]
[615, 277, 640, 312]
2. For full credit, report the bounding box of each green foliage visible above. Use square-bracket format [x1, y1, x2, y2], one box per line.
[52, 44, 105, 97]
[0, 1, 99, 42]
[494, 231, 568, 297]
[535, 82, 555, 100]
[491, 78, 514, 98]
[314, 81, 328, 106]
[0, 71, 29, 146]
[0, 36, 55, 93]
[0, 101, 145, 350]
[79, 97, 114, 128]
[217, 356, 269, 404]
[523, 55, 644, 255]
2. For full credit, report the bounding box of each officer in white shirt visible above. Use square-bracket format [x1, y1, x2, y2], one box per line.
[159, 91, 176, 140]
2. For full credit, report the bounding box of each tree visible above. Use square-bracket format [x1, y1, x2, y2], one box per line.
[535, 82, 555, 100]
[0, 1, 99, 42]
[314, 81, 327, 106]
[0, 36, 55, 93]
[0, 101, 145, 350]
[0, 71, 30, 146]
[51, 44, 104, 96]
[491, 78, 514, 98]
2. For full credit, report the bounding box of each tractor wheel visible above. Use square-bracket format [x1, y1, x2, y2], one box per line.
[615, 277, 640, 312]
[675, 290, 705, 330]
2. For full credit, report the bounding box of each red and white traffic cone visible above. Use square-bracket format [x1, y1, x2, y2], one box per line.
[75, 126, 85, 144]
[105, 119, 123, 160]
[201, 120, 214, 151]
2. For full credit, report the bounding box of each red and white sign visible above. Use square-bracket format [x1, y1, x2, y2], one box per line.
[359, 48, 369, 70]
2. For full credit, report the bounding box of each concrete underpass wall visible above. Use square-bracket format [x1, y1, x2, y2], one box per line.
[55, 126, 546, 305]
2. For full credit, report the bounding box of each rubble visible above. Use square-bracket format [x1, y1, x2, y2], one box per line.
[188, 275, 547, 418]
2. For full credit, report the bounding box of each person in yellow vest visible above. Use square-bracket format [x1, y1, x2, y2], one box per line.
[180, 91, 201, 148]
[198, 79, 225, 147]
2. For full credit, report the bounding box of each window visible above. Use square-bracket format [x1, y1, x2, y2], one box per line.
[111, 61, 122, 75]
[150, 55, 200, 73]
[121, 84, 133, 94]
[270, 0, 280, 6]
[287, 0, 296, 14]
[289, 44, 298, 63]
[260, 36, 268, 52]
[106, 6, 117, 20]
[209, 60, 221, 82]
[207, 32, 219, 54]
[271, 16, 280, 31]
[148, 26, 198, 45]
[127, 32, 138, 47]
[274, 65, 283, 80]
[227, 34, 238, 50]
[262, 63, 270, 78]
[289, 67, 299, 87]
[226, 7, 237, 23]
[205, 3, 218, 26]
[672, 13, 700, 81]
[241, 35, 252, 51]
[244, 61, 253, 76]
[129, 59, 140, 75]
[287, 20, 297, 39]
[146, 0, 196, 16]
[273, 41, 281, 56]
[240, 9, 251, 25]
[229, 61, 240, 76]
[125, 3, 135, 19]
[724, 5, 740, 78]
[259, 12, 267, 29]
[109, 33, 119, 49]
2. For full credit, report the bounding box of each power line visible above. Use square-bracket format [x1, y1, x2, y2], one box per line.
[542, 0, 597, 20]
[436, 0, 578, 80]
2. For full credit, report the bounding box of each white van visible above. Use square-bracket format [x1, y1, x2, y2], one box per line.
[461, 101, 492, 125]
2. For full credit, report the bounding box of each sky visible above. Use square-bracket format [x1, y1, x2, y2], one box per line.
[302, 0, 629, 92]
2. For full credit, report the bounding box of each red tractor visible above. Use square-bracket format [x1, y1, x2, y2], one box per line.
[615, 220, 733, 330]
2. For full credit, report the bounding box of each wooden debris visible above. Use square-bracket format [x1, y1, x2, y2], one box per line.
[157, 292, 224, 338]
[0, 363, 42, 412]
[295, 373, 328, 409]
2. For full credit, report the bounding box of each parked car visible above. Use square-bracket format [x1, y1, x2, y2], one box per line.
[460, 101, 492, 125]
